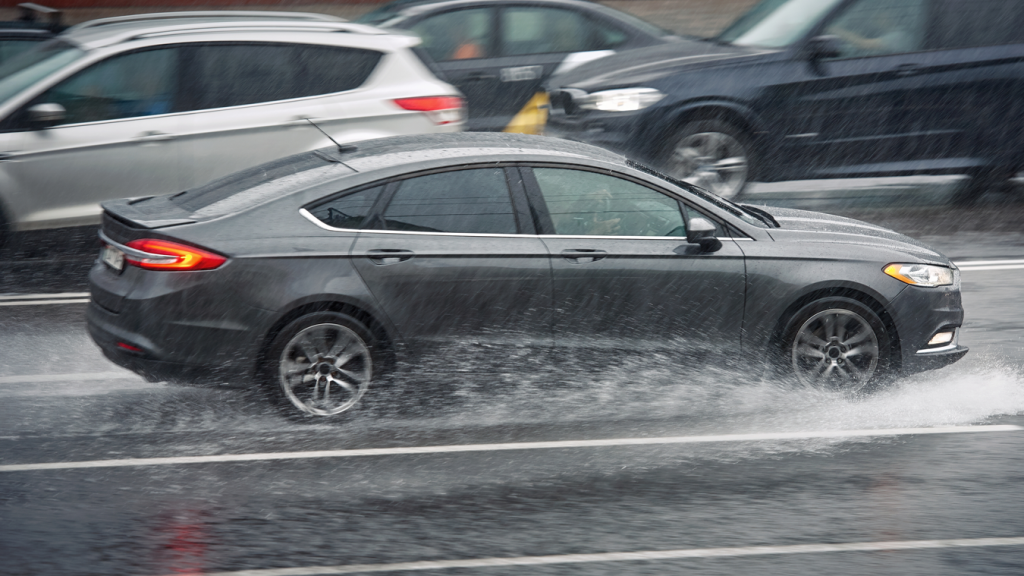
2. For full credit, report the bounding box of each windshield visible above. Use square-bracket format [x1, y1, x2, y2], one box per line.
[716, 0, 844, 48]
[0, 40, 84, 104]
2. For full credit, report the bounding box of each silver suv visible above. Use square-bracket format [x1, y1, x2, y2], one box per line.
[0, 11, 464, 237]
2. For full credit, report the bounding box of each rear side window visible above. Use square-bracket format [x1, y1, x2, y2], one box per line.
[309, 186, 383, 229]
[931, 0, 1024, 49]
[410, 8, 494, 61]
[184, 43, 381, 110]
[380, 169, 518, 234]
[501, 7, 593, 56]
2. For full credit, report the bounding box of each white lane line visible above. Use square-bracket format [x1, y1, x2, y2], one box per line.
[171, 537, 1024, 576]
[0, 292, 89, 301]
[957, 264, 1024, 272]
[954, 259, 1024, 267]
[0, 298, 90, 306]
[2, 425, 1018, 473]
[0, 371, 139, 384]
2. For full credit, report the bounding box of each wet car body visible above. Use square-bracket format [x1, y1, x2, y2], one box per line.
[87, 134, 966, 416]
[363, 0, 674, 132]
[546, 0, 1024, 198]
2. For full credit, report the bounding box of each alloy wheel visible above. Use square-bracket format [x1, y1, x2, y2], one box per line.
[278, 323, 372, 416]
[668, 131, 749, 199]
[791, 309, 879, 391]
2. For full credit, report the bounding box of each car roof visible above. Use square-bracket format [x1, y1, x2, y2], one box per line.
[333, 132, 628, 172]
[61, 11, 398, 50]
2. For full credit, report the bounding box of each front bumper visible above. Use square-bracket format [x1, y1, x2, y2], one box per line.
[888, 281, 968, 374]
[544, 104, 653, 160]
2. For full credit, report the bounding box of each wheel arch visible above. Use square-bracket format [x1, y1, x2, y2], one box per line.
[654, 100, 765, 153]
[769, 285, 903, 372]
[256, 296, 398, 373]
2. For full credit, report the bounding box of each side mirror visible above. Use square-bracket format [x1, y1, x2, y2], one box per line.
[686, 217, 722, 252]
[26, 103, 65, 129]
[804, 35, 842, 61]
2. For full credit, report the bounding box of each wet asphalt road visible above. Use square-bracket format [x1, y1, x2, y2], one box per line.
[1, 185, 1024, 575]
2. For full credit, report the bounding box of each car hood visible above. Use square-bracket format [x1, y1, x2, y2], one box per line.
[753, 205, 951, 264]
[548, 38, 775, 91]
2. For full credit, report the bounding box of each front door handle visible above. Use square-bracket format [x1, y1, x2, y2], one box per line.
[561, 249, 607, 264]
[134, 131, 175, 143]
[367, 249, 415, 265]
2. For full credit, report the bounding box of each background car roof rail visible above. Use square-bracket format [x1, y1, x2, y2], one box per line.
[124, 20, 389, 41]
[66, 10, 344, 33]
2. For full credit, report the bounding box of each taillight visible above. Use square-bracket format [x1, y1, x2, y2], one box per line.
[393, 96, 464, 125]
[124, 239, 226, 271]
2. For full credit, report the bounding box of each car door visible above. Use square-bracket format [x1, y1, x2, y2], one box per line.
[768, 0, 933, 176]
[407, 7, 503, 131]
[907, 0, 1024, 171]
[350, 166, 552, 355]
[176, 42, 382, 190]
[6, 46, 184, 229]
[523, 166, 746, 356]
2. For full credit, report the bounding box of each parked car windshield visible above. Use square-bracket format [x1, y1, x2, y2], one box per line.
[0, 39, 84, 104]
[716, 0, 843, 48]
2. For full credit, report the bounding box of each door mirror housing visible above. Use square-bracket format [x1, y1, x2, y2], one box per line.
[686, 217, 722, 251]
[26, 103, 65, 129]
[804, 35, 842, 61]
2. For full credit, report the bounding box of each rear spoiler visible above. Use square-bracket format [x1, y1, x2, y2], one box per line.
[102, 196, 196, 230]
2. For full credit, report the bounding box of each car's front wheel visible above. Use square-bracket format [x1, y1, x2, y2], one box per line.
[782, 298, 892, 393]
[663, 119, 753, 200]
[264, 312, 376, 417]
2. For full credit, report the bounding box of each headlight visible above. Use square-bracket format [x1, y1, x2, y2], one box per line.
[883, 263, 954, 287]
[578, 88, 665, 112]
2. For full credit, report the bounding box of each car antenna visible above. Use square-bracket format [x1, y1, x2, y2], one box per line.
[306, 118, 358, 154]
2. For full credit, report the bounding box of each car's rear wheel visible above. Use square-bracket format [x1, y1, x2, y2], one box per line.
[663, 119, 753, 200]
[783, 298, 892, 393]
[264, 312, 376, 417]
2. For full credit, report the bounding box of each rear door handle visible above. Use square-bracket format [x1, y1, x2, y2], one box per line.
[561, 249, 607, 264]
[894, 63, 922, 77]
[464, 72, 496, 82]
[134, 131, 175, 143]
[367, 249, 415, 265]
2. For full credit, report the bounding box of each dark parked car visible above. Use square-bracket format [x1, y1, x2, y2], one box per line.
[359, 0, 674, 133]
[546, 0, 1024, 200]
[0, 3, 66, 66]
[88, 133, 966, 417]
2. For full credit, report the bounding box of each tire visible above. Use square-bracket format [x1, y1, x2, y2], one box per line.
[662, 119, 754, 200]
[780, 298, 893, 394]
[951, 167, 1016, 206]
[262, 312, 378, 417]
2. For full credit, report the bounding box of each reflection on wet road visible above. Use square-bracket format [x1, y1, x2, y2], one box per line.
[2, 187, 1024, 575]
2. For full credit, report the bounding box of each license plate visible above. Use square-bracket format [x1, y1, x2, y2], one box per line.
[101, 244, 124, 272]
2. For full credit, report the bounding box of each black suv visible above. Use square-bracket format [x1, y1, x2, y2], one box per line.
[546, 0, 1024, 200]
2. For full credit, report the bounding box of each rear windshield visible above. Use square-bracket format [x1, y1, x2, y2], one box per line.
[171, 152, 344, 217]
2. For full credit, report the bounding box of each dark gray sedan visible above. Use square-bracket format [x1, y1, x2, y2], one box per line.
[87, 134, 966, 417]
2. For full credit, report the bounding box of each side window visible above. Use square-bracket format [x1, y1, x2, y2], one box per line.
[381, 169, 518, 234]
[823, 0, 928, 59]
[931, 0, 1024, 49]
[309, 186, 384, 229]
[502, 7, 593, 56]
[35, 48, 178, 125]
[294, 45, 382, 97]
[532, 168, 686, 237]
[409, 8, 493, 62]
[189, 43, 296, 109]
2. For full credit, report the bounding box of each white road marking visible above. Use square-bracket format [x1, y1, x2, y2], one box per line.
[2, 425, 1018, 473]
[956, 264, 1024, 272]
[0, 371, 139, 384]
[169, 537, 1024, 576]
[953, 259, 1024, 267]
[0, 298, 90, 306]
[0, 292, 89, 301]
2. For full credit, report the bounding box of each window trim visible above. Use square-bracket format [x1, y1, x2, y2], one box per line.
[303, 163, 528, 235]
[518, 163, 744, 239]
